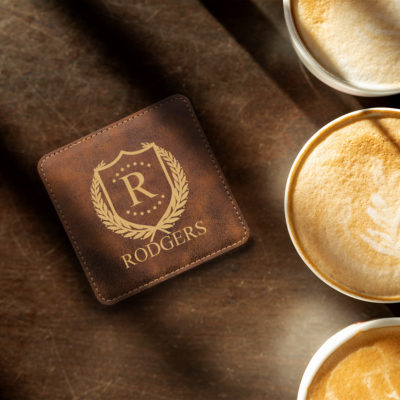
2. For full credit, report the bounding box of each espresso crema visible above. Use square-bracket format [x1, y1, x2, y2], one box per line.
[293, 0, 400, 90]
[307, 326, 400, 400]
[287, 109, 400, 300]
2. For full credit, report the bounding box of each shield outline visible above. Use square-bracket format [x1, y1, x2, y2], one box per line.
[95, 143, 174, 230]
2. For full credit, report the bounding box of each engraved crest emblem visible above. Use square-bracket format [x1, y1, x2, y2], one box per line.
[90, 142, 189, 241]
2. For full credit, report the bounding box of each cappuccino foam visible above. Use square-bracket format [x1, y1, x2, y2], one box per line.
[307, 326, 400, 400]
[287, 110, 400, 300]
[293, 0, 400, 90]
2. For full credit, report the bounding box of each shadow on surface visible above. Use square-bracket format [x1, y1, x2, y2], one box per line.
[135, 306, 250, 399]
[200, 0, 353, 126]
[102, 268, 264, 400]
[388, 303, 400, 317]
[357, 94, 400, 109]
[0, 119, 94, 302]
[55, 0, 182, 103]
[0, 125, 62, 237]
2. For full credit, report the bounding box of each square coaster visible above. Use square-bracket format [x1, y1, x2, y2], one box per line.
[38, 95, 249, 304]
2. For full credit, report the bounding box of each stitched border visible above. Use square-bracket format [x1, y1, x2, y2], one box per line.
[39, 95, 248, 303]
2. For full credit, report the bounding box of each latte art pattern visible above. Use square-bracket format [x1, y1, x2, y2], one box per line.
[359, 160, 400, 261]
[360, 194, 400, 261]
[293, 0, 400, 89]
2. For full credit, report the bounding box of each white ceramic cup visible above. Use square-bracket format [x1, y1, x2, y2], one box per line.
[285, 108, 400, 303]
[298, 317, 400, 400]
[283, 0, 400, 97]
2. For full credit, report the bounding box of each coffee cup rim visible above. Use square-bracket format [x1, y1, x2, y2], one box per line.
[297, 317, 400, 400]
[283, 0, 400, 97]
[285, 108, 400, 303]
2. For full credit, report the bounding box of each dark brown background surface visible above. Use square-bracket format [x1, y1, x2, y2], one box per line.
[1, 1, 399, 399]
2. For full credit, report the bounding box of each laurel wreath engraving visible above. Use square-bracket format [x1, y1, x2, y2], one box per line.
[90, 143, 189, 241]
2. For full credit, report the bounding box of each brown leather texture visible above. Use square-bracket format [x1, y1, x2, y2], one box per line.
[37, 95, 249, 304]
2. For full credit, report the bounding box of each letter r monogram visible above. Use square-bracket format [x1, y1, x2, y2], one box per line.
[119, 172, 158, 207]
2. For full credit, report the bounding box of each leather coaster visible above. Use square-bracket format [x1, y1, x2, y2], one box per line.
[38, 95, 249, 304]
